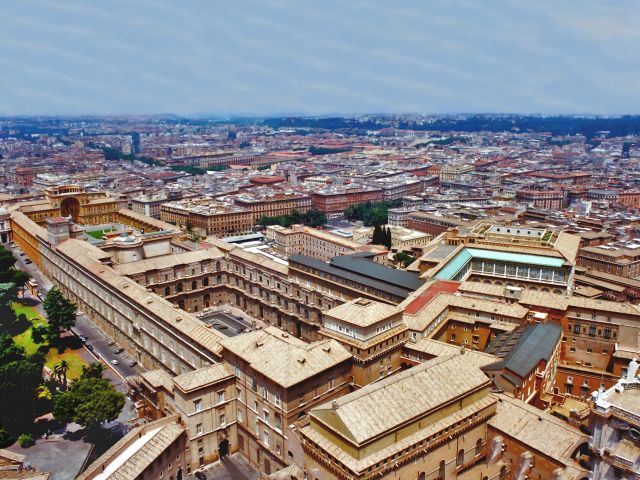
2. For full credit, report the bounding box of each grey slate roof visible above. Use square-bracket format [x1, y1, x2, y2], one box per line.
[289, 252, 423, 299]
[483, 322, 562, 383]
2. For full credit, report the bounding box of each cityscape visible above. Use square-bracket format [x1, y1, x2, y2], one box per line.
[2, 2, 640, 480]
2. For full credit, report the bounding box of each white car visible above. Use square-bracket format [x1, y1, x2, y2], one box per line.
[110, 359, 119, 366]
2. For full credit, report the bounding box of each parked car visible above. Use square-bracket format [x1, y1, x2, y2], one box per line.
[195, 472, 207, 480]
[107, 340, 115, 346]
[128, 360, 137, 367]
[19, 252, 25, 256]
[110, 359, 119, 366]
[113, 347, 124, 354]
[25, 259, 32, 264]
[86, 344, 94, 351]
[78, 335, 87, 343]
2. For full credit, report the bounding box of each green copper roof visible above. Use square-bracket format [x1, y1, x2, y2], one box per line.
[434, 248, 472, 280]
[435, 247, 565, 280]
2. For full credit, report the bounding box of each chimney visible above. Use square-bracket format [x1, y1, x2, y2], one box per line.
[627, 358, 639, 381]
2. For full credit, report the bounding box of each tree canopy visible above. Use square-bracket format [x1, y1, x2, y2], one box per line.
[257, 208, 327, 228]
[53, 364, 125, 430]
[42, 287, 76, 340]
[393, 251, 416, 268]
[0, 334, 45, 431]
[344, 200, 401, 226]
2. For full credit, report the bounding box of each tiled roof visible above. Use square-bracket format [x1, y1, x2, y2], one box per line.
[173, 363, 234, 392]
[489, 394, 587, 466]
[324, 298, 402, 327]
[221, 326, 351, 388]
[310, 354, 491, 445]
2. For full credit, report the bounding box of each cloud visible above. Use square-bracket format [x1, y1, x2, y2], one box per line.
[1, 0, 640, 115]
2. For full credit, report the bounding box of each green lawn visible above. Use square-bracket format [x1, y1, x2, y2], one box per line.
[86, 229, 108, 239]
[10, 302, 88, 380]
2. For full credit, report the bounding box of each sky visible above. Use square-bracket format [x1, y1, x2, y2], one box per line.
[1, 0, 640, 116]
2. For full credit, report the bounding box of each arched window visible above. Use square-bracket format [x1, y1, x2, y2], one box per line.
[191, 280, 197, 290]
[164, 287, 170, 296]
[176, 283, 183, 293]
[456, 449, 464, 466]
[439, 460, 446, 479]
[203, 277, 209, 287]
[475, 438, 483, 456]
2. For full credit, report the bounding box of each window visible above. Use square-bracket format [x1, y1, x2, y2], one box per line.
[456, 449, 464, 466]
[604, 327, 611, 339]
[195, 423, 203, 435]
[264, 410, 270, 424]
[237, 408, 243, 423]
[217, 391, 225, 404]
[262, 430, 270, 447]
[261, 385, 268, 400]
[275, 412, 282, 431]
[588, 324, 596, 336]
[573, 323, 581, 334]
[193, 399, 202, 413]
[274, 392, 281, 407]
[219, 413, 226, 426]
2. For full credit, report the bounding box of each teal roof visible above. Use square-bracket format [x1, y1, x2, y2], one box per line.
[435, 248, 472, 280]
[435, 247, 565, 281]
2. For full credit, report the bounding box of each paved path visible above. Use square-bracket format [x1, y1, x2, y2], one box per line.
[8, 437, 93, 480]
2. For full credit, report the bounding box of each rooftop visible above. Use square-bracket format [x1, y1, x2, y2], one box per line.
[221, 326, 351, 388]
[323, 298, 402, 328]
[310, 354, 492, 445]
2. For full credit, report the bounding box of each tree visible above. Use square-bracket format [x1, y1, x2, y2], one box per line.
[81, 362, 106, 379]
[0, 247, 17, 278]
[384, 227, 393, 249]
[303, 209, 327, 228]
[11, 270, 31, 297]
[0, 334, 44, 430]
[53, 373, 125, 430]
[43, 288, 76, 340]
[372, 224, 382, 245]
[0, 424, 12, 448]
[394, 251, 416, 268]
[54, 360, 70, 389]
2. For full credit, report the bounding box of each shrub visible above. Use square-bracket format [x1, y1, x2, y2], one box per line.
[18, 433, 35, 448]
[0, 424, 13, 448]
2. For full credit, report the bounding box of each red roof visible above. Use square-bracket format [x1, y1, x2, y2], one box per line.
[404, 280, 460, 315]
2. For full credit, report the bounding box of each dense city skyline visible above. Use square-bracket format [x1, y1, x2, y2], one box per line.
[3, 0, 640, 116]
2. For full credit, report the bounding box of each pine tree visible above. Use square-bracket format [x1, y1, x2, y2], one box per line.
[385, 226, 393, 248]
[372, 224, 381, 244]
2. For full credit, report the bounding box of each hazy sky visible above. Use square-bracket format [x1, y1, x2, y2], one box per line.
[1, 0, 639, 116]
